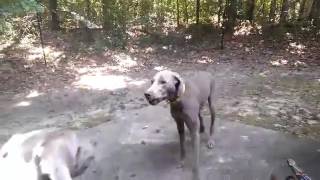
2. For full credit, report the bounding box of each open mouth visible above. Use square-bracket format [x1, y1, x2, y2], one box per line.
[148, 98, 161, 105]
[145, 97, 166, 105]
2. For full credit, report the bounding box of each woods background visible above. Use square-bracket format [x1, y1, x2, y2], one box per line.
[1, 0, 319, 49]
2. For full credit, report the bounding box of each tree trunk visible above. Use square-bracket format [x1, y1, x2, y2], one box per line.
[302, 0, 314, 19]
[289, 0, 299, 20]
[48, 0, 59, 30]
[246, 0, 255, 23]
[177, 0, 180, 26]
[262, 0, 267, 20]
[102, 0, 115, 30]
[280, 0, 289, 23]
[196, 0, 200, 24]
[298, 0, 307, 20]
[183, 0, 188, 24]
[217, 0, 223, 25]
[269, 0, 277, 22]
[309, 0, 320, 26]
[224, 0, 237, 35]
[84, 0, 93, 42]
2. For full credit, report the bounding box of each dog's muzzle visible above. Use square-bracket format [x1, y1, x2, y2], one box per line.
[144, 93, 162, 105]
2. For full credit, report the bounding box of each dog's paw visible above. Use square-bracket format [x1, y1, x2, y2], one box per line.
[207, 140, 215, 149]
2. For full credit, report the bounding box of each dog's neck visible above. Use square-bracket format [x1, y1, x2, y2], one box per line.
[169, 78, 186, 104]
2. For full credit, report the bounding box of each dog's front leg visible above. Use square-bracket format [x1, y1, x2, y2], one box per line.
[191, 128, 200, 180]
[175, 118, 185, 167]
[185, 113, 200, 180]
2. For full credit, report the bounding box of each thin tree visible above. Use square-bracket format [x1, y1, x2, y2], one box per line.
[225, 0, 237, 34]
[246, 0, 255, 23]
[269, 0, 277, 22]
[183, 0, 188, 24]
[298, 0, 307, 20]
[48, 0, 59, 30]
[177, 0, 180, 26]
[280, 0, 289, 23]
[84, 0, 93, 42]
[309, 0, 320, 26]
[217, 0, 223, 25]
[102, 0, 114, 30]
[196, 0, 200, 24]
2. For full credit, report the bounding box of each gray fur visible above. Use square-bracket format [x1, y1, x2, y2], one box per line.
[145, 70, 217, 180]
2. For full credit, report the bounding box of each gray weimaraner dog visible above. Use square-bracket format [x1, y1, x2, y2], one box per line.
[0, 128, 95, 180]
[144, 70, 216, 180]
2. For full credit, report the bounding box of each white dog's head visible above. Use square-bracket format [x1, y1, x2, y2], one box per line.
[144, 70, 185, 105]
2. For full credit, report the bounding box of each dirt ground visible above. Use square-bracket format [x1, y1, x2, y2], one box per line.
[0, 31, 319, 144]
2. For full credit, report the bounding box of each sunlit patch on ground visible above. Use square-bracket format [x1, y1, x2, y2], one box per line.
[27, 46, 65, 65]
[288, 42, 306, 55]
[26, 90, 43, 98]
[14, 101, 31, 107]
[113, 53, 138, 68]
[73, 73, 147, 90]
[154, 66, 168, 71]
[0, 40, 14, 51]
[197, 56, 215, 64]
[270, 57, 288, 66]
[73, 74, 128, 90]
[234, 22, 261, 36]
[145, 47, 154, 53]
[16, 35, 38, 49]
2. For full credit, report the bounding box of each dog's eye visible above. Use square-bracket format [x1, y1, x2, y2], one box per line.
[159, 80, 166, 84]
[151, 80, 154, 84]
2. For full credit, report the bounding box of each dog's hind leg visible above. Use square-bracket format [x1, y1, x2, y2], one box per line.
[207, 82, 216, 149]
[198, 112, 205, 133]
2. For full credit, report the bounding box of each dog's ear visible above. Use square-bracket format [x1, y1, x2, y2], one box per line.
[173, 76, 181, 93]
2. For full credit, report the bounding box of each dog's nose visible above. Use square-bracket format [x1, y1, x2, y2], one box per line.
[144, 93, 151, 100]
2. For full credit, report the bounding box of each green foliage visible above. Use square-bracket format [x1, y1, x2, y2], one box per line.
[0, 0, 44, 15]
[1, 0, 319, 49]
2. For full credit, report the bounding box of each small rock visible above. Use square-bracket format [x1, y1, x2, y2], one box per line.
[307, 120, 319, 125]
[297, 108, 310, 115]
[130, 173, 136, 178]
[155, 129, 161, 133]
[292, 115, 302, 121]
[142, 125, 148, 129]
[119, 104, 126, 110]
[141, 140, 146, 145]
[232, 101, 240, 106]
[139, 98, 145, 102]
[273, 124, 284, 128]
[269, 110, 278, 116]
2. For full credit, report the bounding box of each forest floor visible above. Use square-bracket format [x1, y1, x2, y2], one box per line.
[0, 27, 319, 144]
[1, 27, 320, 179]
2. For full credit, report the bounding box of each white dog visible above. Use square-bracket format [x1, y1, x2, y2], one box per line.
[0, 128, 94, 180]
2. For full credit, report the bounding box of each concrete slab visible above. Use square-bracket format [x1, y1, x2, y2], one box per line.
[77, 106, 320, 180]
